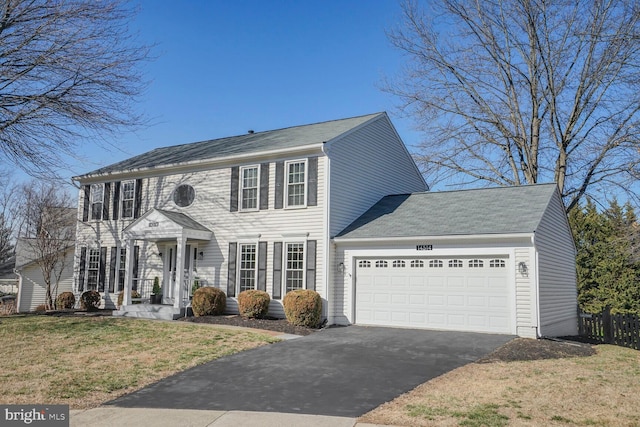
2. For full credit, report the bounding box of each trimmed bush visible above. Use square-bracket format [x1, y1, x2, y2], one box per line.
[34, 303, 47, 313]
[116, 290, 141, 307]
[80, 290, 101, 311]
[238, 290, 270, 318]
[283, 289, 322, 328]
[56, 292, 75, 310]
[191, 286, 226, 317]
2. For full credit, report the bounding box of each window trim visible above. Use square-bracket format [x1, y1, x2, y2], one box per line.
[282, 240, 306, 295]
[120, 180, 136, 219]
[284, 159, 308, 209]
[239, 165, 260, 212]
[86, 248, 101, 290]
[237, 242, 258, 293]
[90, 184, 104, 221]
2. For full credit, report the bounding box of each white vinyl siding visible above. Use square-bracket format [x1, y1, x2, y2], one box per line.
[535, 191, 578, 337]
[327, 115, 427, 237]
[515, 247, 536, 338]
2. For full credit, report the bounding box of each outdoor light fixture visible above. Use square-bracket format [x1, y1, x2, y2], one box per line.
[198, 251, 204, 261]
[518, 261, 528, 276]
[337, 262, 345, 273]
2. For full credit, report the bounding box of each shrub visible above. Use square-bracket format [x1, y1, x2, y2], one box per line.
[56, 292, 75, 310]
[152, 277, 161, 295]
[80, 290, 101, 311]
[116, 290, 141, 307]
[34, 303, 47, 313]
[238, 290, 270, 318]
[191, 286, 226, 317]
[283, 289, 322, 328]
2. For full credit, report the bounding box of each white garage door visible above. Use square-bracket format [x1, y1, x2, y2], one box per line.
[355, 256, 512, 333]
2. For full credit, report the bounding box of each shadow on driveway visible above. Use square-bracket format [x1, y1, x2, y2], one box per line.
[107, 326, 514, 417]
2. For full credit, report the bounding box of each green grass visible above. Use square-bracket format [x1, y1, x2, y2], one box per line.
[0, 315, 278, 408]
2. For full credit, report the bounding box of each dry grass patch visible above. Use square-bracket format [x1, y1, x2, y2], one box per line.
[0, 315, 278, 409]
[360, 343, 640, 427]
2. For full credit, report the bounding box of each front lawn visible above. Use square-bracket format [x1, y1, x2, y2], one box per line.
[0, 315, 278, 409]
[360, 342, 640, 426]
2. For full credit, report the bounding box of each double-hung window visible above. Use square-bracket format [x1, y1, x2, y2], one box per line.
[240, 166, 259, 210]
[117, 248, 127, 292]
[90, 184, 104, 220]
[121, 180, 136, 219]
[238, 243, 257, 292]
[285, 160, 306, 208]
[86, 249, 100, 290]
[285, 242, 305, 293]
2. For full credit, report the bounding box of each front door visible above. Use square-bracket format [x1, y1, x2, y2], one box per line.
[163, 244, 177, 305]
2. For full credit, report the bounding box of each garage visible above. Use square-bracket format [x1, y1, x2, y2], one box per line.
[355, 256, 512, 333]
[334, 185, 579, 338]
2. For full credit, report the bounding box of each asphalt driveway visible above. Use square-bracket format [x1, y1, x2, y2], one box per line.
[107, 326, 513, 417]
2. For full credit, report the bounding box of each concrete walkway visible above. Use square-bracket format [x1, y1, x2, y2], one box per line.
[70, 407, 389, 427]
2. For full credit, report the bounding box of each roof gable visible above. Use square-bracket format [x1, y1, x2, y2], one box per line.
[78, 112, 384, 179]
[335, 184, 562, 240]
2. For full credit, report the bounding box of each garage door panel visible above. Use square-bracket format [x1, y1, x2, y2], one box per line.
[355, 256, 511, 334]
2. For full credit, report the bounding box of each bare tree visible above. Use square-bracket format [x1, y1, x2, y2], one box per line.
[0, 169, 21, 263]
[18, 181, 75, 309]
[387, 0, 640, 211]
[0, 0, 151, 177]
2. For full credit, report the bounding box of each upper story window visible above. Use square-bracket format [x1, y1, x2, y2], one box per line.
[121, 180, 136, 219]
[90, 184, 104, 220]
[285, 160, 306, 208]
[240, 166, 259, 211]
[173, 184, 195, 207]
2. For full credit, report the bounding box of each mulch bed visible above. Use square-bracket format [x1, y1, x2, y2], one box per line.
[478, 337, 596, 363]
[181, 314, 322, 336]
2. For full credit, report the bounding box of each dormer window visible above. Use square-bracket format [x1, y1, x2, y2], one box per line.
[285, 159, 307, 208]
[90, 184, 104, 220]
[240, 166, 259, 211]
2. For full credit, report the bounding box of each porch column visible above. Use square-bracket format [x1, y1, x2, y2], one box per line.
[174, 235, 186, 309]
[123, 238, 135, 306]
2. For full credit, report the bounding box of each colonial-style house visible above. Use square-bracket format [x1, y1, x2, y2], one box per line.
[72, 112, 578, 338]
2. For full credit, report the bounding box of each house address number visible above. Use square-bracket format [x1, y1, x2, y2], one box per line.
[416, 244, 433, 251]
[148, 221, 159, 227]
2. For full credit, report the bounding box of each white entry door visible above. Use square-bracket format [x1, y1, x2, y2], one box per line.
[355, 256, 512, 334]
[163, 244, 177, 305]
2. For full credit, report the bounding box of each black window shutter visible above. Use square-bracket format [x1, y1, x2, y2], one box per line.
[112, 182, 121, 220]
[103, 183, 111, 220]
[133, 245, 140, 291]
[259, 163, 269, 210]
[274, 161, 284, 209]
[227, 242, 237, 297]
[272, 242, 282, 299]
[257, 241, 267, 291]
[78, 247, 87, 292]
[82, 186, 90, 222]
[98, 247, 107, 292]
[306, 240, 317, 291]
[307, 157, 318, 207]
[230, 166, 239, 212]
[134, 179, 142, 219]
[108, 247, 117, 293]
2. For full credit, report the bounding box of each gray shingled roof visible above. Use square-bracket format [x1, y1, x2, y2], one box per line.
[79, 113, 384, 178]
[156, 209, 211, 232]
[335, 184, 560, 239]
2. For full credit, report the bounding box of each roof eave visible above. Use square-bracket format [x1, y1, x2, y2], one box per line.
[73, 142, 325, 183]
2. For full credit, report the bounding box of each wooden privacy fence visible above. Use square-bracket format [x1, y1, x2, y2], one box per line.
[578, 307, 640, 350]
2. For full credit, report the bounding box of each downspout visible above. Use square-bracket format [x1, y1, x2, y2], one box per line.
[321, 142, 332, 324]
[14, 268, 22, 314]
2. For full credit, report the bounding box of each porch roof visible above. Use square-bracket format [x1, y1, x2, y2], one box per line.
[123, 208, 213, 241]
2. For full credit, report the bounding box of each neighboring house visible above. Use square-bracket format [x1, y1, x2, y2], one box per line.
[15, 207, 76, 312]
[0, 256, 18, 295]
[71, 112, 577, 337]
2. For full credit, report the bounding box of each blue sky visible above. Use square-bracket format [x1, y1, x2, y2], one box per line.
[51, 0, 421, 189]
